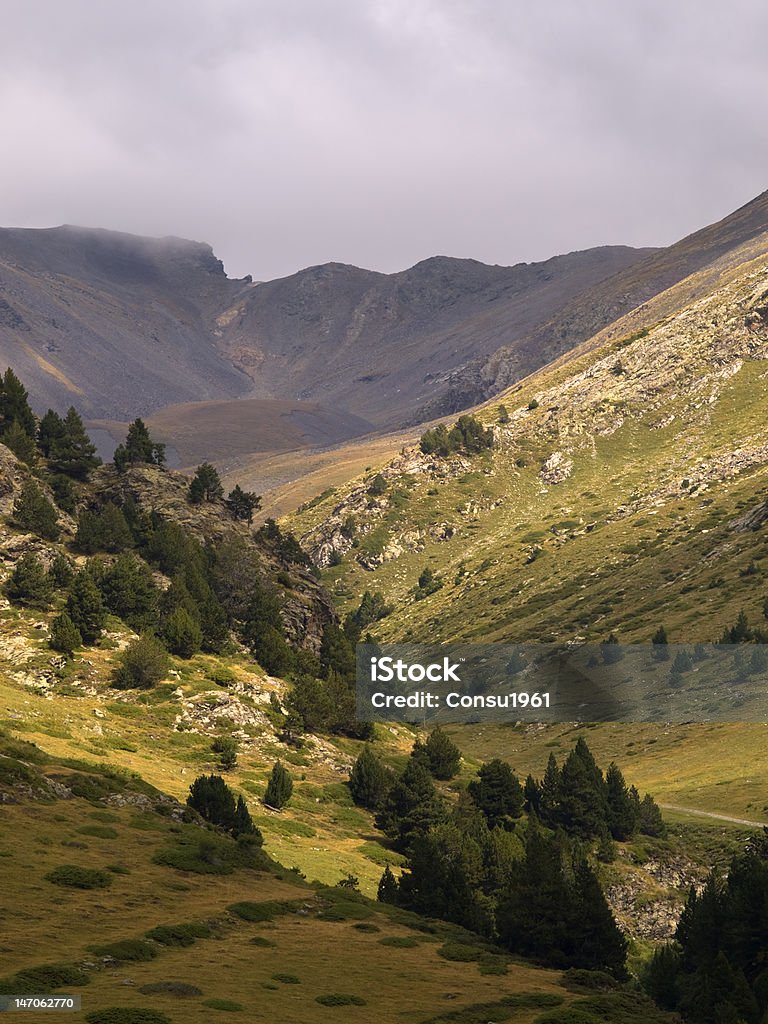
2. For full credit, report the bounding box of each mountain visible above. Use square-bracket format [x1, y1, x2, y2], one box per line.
[214, 246, 653, 427]
[0, 224, 649, 435]
[288, 196, 768, 652]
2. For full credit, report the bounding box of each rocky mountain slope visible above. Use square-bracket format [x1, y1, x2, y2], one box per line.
[288, 209, 768, 651]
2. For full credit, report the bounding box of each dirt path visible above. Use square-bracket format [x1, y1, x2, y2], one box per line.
[659, 803, 767, 828]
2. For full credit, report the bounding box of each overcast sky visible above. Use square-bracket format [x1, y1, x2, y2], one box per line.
[1, 0, 766, 281]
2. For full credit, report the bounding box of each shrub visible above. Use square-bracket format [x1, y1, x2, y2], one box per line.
[201, 1000, 244, 1012]
[77, 825, 118, 839]
[250, 936, 277, 947]
[437, 942, 485, 962]
[212, 736, 238, 771]
[144, 922, 212, 946]
[353, 922, 380, 933]
[138, 981, 203, 997]
[88, 939, 158, 962]
[111, 635, 169, 690]
[45, 865, 113, 889]
[316, 994, 367, 1006]
[0, 963, 90, 995]
[227, 900, 298, 922]
[153, 832, 267, 875]
[85, 1010, 171, 1024]
[272, 974, 300, 984]
[378, 936, 419, 947]
[560, 969, 620, 992]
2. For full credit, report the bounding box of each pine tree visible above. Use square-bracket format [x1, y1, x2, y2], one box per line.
[47, 552, 74, 589]
[349, 746, 390, 809]
[377, 865, 399, 904]
[66, 570, 107, 643]
[264, 761, 293, 808]
[49, 474, 77, 515]
[114, 418, 165, 468]
[75, 503, 133, 553]
[111, 634, 169, 689]
[524, 774, 542, 814]
[48, 407, 100, 479]
[570, 857, 628, 977]
[187, 774, 237, 829]
[11, 481, 60, 540]
[0, 368, 36, 437]
[467, 758, 524, 828]
[188, 463, 223, 503]
[605, 762, 637, 840]
[3, 420, 38, 464]
[49, 612, 82, 656]
[38, 409, 66, 457]
[555, 740, 608, 838]
[4, 553, 52, 608]
[225, 484, 261, 523]
[539, 752, 561, 825]
[424, 726, 462, 780]
[161, 606, 202, 658]
[376, 759, 447, 851]
[232, 794, 261, 840]
[652, 625, 671, 660]
[638, 793, 666, 837]
[96, 553, 159, 630]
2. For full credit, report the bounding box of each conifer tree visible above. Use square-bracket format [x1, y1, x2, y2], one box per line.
[188, 462, 223, 503]
[111, 634, 169, 689]
[38, 409, 65, 457]
[49, 612, 82, 656]
[570, 857, 628, 977]
[96, 553, 158, 630]
[232, 794, 261, 840]
[377, 865, 399, 904]
[264, 761, 293, 809]
[467, 758, 524, 828]
[424, 726, 462, 780]
[47, 552, 74, 589]
[75, 503, 133, 553]
[376, 759, 447, 851]
[114, 418, 165, 469]
[161, 606, 202, 658]
[539, 752, 561, 825]
[225, 484, 261, 523]
[3, 420, 37, 464]
[349, 746, 390, 809]
[605, 762, 637, 840]
[4, 553, 52, 608]
[524, 774, 542, 815]
[638, 793, 666, 837]
[187, 774, 237, 829]
[66, 570, 107, 643]
[49, 474, 77, 514]
[0, 368, 36, 437]
[48, 407, 100, 479]
[11, 481, 60, 540]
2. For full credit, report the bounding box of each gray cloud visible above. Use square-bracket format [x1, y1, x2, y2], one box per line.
[1, 0, 766, 279]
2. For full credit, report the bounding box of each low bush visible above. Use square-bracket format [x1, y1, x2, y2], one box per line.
[560, 969, 620, 992]
[153, 832, 267, 875]
[352, 922, 380, 933]
[0, 963, 90, 995]
[77, 825, 119, 839]
[88, 939, 158, 962]
[249, 936, 277, 947]
[272, 974, 300, 984]
[85, 1011, 171, 1024]
[227, 900, 299, 922]
[378, 936, 419, 948]
[145, 922, 212, 946]
[201, 999, 244, 1012]
[316, 994, 367, 1006]
[437, 942, 484, 962]
[45, 865, 112, 889]
[138, 981, 203, 998]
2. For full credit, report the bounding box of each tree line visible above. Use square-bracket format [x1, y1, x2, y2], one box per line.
[346, 732, 666, 977]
